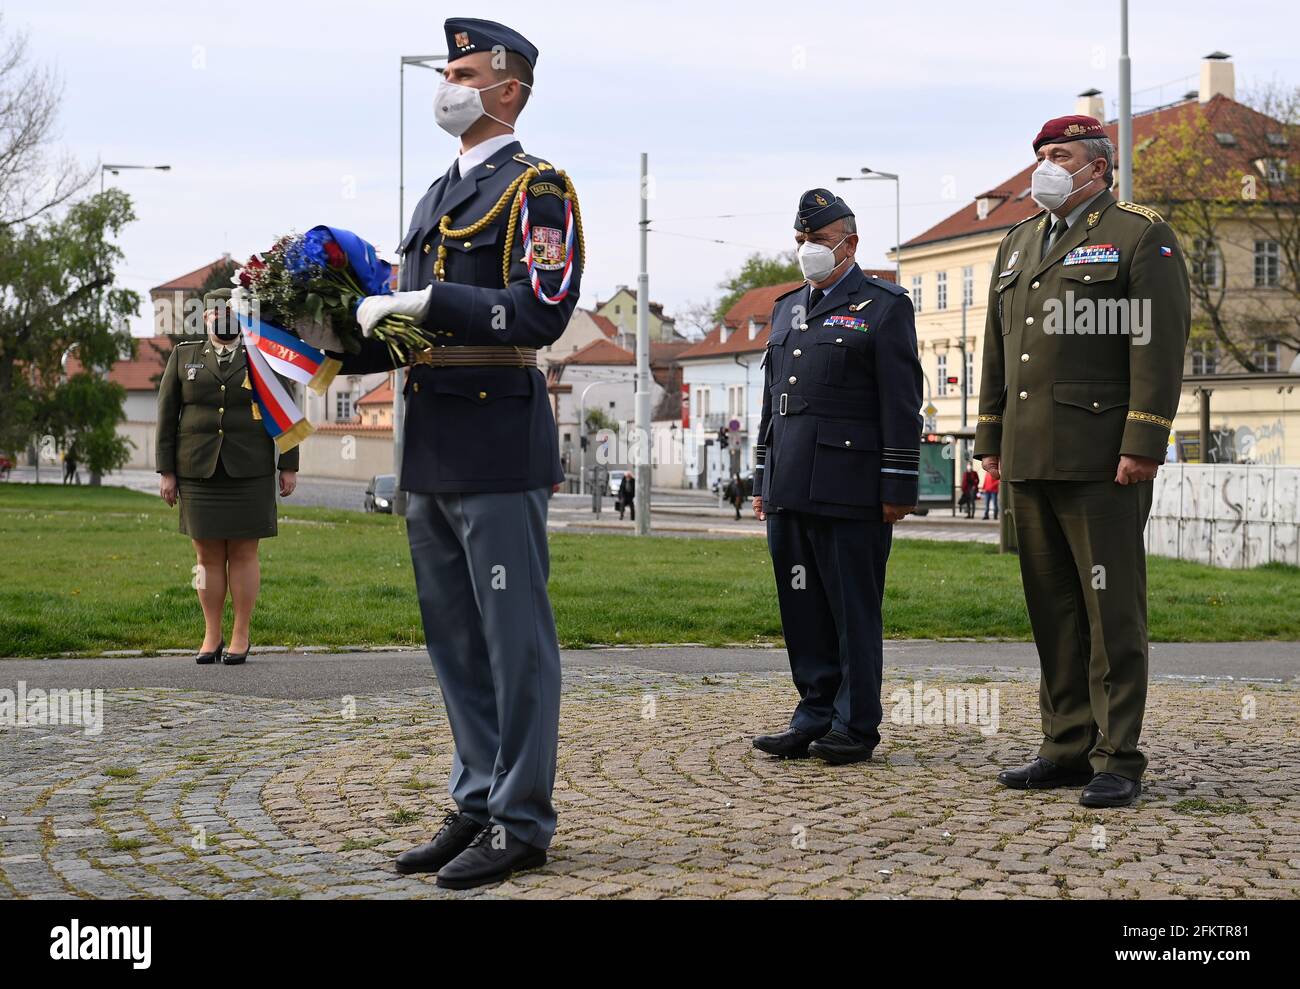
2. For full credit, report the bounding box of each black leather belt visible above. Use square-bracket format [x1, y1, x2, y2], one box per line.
[778, 393, 875, 420]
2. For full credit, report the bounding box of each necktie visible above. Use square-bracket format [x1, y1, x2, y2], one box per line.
[809, 287, 824, 310]
[1046, 218, 1068, 253]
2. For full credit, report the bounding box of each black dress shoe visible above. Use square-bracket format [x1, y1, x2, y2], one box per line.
[808, 730, 873, 765]
[997, 757, 1093, 789]
[752, 727, 825, 759]
[435, 827, 547, 890]
[394, 812, 486, 875]
[195, 640, 224, 665]
[221, 647, 247, 666]
[1080, 773, 1142, 808]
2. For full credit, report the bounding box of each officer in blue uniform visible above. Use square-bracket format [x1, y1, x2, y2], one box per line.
[751, 190, 922, 765]
[298, 18, 583, 889]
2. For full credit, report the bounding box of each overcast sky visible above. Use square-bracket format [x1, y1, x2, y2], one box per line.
[8, 0, 1299, 336]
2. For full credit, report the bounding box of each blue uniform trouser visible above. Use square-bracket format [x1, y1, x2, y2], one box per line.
[767, 510, 893, 748]
[405, 488, 561, 849]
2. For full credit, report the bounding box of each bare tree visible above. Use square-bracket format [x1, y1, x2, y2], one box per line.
[0, 13, 94, 229]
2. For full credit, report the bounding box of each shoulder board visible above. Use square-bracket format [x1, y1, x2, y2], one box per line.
[866, 275, 907, 296]
[1009, 209, 1049, 235]
[773, 284, 805, 303]
[1117, 201, 1164, 223]
[175, 338, 203, 346]
[512, 151, 558, 173]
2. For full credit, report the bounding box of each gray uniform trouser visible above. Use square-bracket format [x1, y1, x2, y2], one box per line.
[405, 487, 560, 849]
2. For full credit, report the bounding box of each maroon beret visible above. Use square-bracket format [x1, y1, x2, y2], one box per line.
[1033, 114, 1106, 151]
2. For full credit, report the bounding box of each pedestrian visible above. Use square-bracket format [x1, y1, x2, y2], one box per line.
[981, 467, 999, 519]
[960, 462, 979, 518]
[618, 471, 635, 521]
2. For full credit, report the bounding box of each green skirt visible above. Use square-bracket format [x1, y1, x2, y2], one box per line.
[178, 458, 278, 540]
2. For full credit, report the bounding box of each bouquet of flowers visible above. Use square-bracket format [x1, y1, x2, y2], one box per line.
[236, 225, 427, 363]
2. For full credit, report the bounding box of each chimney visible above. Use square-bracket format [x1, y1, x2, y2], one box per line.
[1200, 52, 1234, 103]
[1076, 88, 1104, 119]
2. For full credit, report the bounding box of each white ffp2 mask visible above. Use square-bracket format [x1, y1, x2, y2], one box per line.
[1030, 158, 1096, 211]
[434, 77, 529, 137]
[798, 236, 848, 283]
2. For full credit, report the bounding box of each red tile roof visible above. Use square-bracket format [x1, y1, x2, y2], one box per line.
[358, 377, 394, 405]
[902, 94, 1288, 249]
[67, 335, 176, 391]
[150, 257, 235, 294]
[560, 338, 636, 365]
[678, 268, 897, 360]
[589, 312, 619, 338]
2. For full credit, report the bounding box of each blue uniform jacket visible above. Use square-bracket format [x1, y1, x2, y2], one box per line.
[756, 265, 923, 518]
[337, 140, 581, 493]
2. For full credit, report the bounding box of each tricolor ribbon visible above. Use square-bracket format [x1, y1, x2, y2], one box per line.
[236, 310, 341, 453]
[518, 187, 575, 306]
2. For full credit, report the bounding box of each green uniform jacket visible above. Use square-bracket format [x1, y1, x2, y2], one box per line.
[973, 190, 1190, 480]
[156, 338, 299, 478]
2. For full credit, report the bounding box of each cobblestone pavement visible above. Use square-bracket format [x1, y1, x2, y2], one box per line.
[2, 666, 1297, 899]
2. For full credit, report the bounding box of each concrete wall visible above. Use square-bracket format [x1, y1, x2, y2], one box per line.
[295, 429, 395, 481]
[1146, 464, 1300, 568]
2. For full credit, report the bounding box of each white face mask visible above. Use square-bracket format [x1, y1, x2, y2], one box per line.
[434, 77, 529, 137]
[1030, 157, 1098, 211]
[797, 235, 848, 283]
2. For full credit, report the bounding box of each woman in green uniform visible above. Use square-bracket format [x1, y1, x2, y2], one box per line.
[156, 289, 299, 665]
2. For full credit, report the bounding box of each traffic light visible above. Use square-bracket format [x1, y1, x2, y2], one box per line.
[718, 426, 729, 446]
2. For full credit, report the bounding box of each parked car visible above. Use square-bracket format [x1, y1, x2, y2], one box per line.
[364, 473, 398, 513]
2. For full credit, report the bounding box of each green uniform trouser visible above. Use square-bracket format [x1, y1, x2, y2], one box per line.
[1010, 480, 1154, 781]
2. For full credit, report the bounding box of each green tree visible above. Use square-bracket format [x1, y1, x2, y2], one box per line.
[0, 189, 140, 472]
[713, 251, 801, 323]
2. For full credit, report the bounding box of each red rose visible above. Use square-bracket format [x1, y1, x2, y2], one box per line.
[324, 241, 347, 269]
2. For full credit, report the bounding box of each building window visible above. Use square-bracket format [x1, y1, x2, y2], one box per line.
[1192, 238, 1221, 288]
[911, 275, 923, 313]
[1254, 340, 1281, 373]
[965, 348, 975, 395]
[962, 266, 974, 308]
[728, 384, 746, 418]
[937, 353, 948, 396]
[336, 390, 355, 420]
[1255, 240, 1280, 287]
[936, 271, 948, 310]
[1190, 343, 1219, 375]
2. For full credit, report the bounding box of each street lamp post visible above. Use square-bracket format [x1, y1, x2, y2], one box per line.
[394, 53, 446, 517]
[836, 167, 901, 283]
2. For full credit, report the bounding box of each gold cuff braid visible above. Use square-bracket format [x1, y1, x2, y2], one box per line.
[978, 414, 1003, 424]
[1127, 410, 1172, 429]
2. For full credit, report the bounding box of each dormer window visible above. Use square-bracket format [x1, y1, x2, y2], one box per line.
[747, 317, 759, 340]
[976, 198, 990, 220]
[1215, 132, 1237, 146]
[719, 323, 731, 344]
[1256, 157, 1288, 185]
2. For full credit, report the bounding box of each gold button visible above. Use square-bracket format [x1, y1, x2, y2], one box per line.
[1020, 353, 1029, 363]
[1083, 274, 1092, 282]
[1025, 316, 1034, 325]
[413, 382, 420, 393]
[218, 407, 224, 414]
[835, 337, 843, 344]
[1092, 401, 1101, 409]
[788, 376, 798, 385]
[423, 244, 431, 254]
[1019, 390, 1028, 400]
[1031, 280, 1040, 289]
[793, 349, 802, 357]
[220, 384, 226, 391]
[799, 323, 808, 330]
[478, 391, 487, 399]
[218, 428, 224, 435]
[844, 440, 852, 447]
[464, 241, 472, 248]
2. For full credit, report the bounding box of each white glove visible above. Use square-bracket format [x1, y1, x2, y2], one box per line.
[357, 286, 432, 337]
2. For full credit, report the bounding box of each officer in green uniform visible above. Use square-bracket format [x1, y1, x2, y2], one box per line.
[157, 288, 299, 666]
[975, 114, 1190, 808]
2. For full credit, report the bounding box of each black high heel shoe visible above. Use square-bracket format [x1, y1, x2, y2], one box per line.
[221, 645, 248, 666]
[196, 639, 224, 665]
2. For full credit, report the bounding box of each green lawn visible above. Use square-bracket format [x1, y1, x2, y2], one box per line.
[0, 484, 1296, 657]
